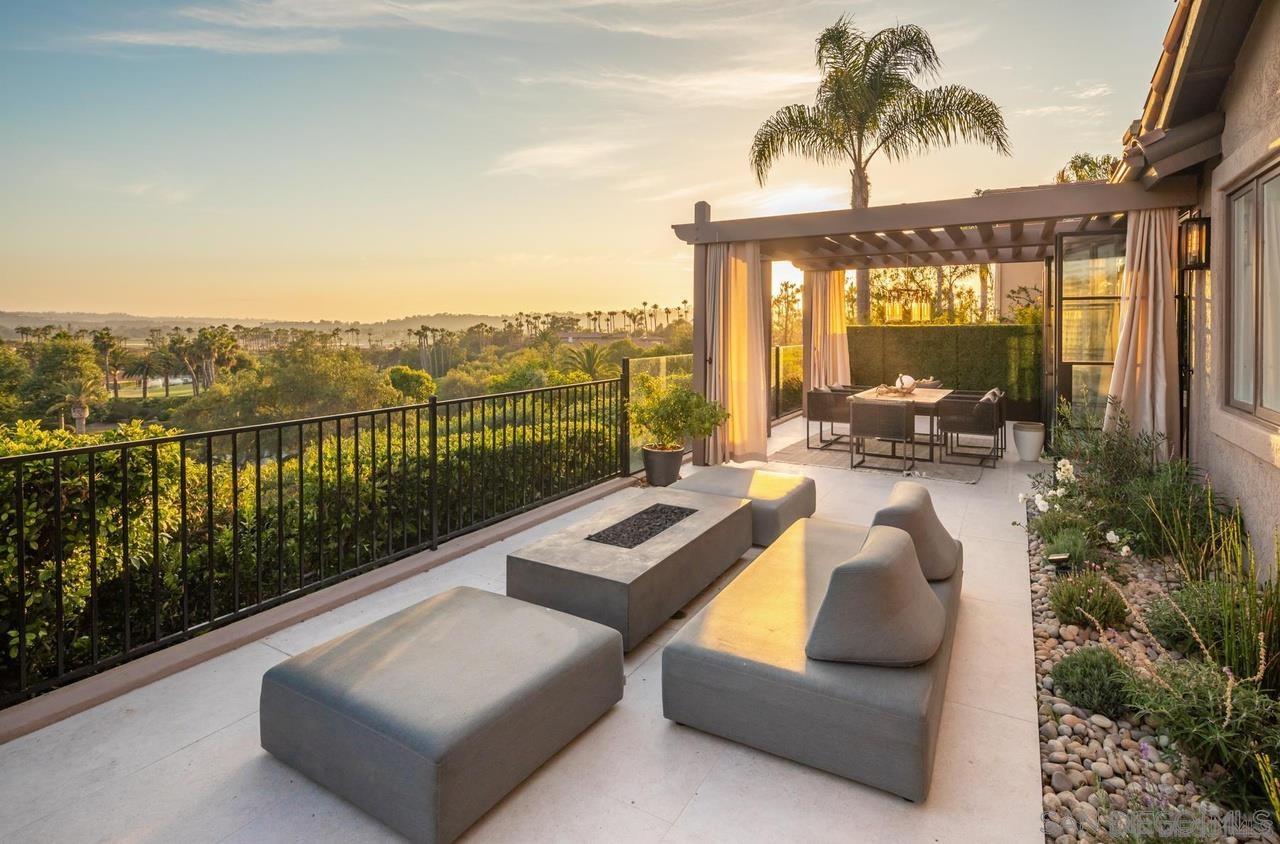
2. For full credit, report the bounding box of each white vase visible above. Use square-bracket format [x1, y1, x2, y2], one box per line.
[1012, 422, 1045, 462]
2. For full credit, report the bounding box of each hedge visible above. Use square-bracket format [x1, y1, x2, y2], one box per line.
[848, 324, 1043, 420]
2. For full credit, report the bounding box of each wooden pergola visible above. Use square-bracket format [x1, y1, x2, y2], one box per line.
[673, 176, 1198, 271]
[671, 176, 1200, 464]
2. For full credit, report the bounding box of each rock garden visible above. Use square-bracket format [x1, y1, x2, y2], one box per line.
[1024, 405, 1280, 843]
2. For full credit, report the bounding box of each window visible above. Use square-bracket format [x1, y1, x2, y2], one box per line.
[1227, 160, 1280, 424]
[1057, 234, 1125, 415]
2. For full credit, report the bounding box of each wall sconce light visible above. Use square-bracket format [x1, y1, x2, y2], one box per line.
[1179, 216, 1211, 271]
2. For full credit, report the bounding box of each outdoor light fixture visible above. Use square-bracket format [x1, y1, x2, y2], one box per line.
[1179, 215, 1211, 271]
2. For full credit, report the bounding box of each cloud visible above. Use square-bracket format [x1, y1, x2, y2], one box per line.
[519, 66, 816, 108]
[121, 182, 195, 205]
[1070, 82, 1113, 100]
[90, 29, 340, 53]
[487, 138, 633, 178]
[718, 183, 847, 217]
[1015, 104, 1108, 123]
[173, 0, 800, 39]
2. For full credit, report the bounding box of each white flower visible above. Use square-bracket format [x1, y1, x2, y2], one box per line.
[1120, 545, 1132, 557]
[1017, 492, 1027, 504]
[1035, 494, 1050, 513]
[1106, 530, 1120, 545]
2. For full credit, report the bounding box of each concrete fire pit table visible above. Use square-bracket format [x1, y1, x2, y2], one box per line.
[507, 489, 752, 650]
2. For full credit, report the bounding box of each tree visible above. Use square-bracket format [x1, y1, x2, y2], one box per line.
[1055, 152, 1121, 184]
[0, 344, 29, 424]
[560, 344, 619, 380]
[47, 375, 107, 433]
[22, 335, 105, 423]
[750, 15, 1010, 324]
[173, 334, 400, 430]
[90, 328, 121, 395]
[386, 365, 437, 402]
[772, 280, 802, 344]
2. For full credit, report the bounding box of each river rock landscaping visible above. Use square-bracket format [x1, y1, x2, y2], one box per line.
[1024, 406, 1280, 844]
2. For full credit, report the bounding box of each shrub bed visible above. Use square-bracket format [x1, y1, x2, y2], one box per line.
[1026, 402, 1280, 842]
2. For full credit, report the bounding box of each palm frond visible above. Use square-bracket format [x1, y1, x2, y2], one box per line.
[870, 84, 1011, 163]
[863, 24, 940, 88]
[814, 14, 866, 75]
[749, 103, 847, 186]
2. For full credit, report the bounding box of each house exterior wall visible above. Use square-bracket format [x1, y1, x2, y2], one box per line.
[992, 261, 1044, 317]
[1188, 0, 1280, 576]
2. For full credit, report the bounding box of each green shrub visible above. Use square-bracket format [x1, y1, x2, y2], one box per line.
[1030, 508, 1090, 543]
[1125, 659, 1280, 811]
[1044, 526, 1089, 569]
[1049, 569, 1127, 629]
[1051, 646, 1130, 718]
[628, 374, 727, 449]
[1145, 582, 1231, 656]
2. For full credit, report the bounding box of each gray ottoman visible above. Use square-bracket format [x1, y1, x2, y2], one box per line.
[260, 586, 623, 844]
[672, 466, 816, 545]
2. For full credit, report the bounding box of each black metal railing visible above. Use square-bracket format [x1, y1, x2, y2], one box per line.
[0, 379, 624, 707]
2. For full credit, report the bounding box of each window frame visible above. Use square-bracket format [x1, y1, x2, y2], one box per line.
[1226, 157, 1280, 426]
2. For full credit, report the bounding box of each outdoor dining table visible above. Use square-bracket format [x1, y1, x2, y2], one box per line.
[850, 387, 953, 463]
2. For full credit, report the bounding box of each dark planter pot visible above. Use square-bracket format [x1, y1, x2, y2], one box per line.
[642, 446, 683, 486]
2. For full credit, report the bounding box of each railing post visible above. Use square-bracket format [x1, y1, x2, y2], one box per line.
[618, 359, 631, 477]
[428, 395, 439, 550]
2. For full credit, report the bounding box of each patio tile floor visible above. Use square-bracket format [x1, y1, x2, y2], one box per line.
[0, 416, 1044, 843]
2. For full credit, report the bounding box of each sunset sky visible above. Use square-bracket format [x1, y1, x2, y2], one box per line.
[1, 0, 1172, 322]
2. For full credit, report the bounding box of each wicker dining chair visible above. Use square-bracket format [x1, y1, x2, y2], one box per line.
[848, 398, 916, 474]
[806, 385, 861, 449]
[937, 389, 1005, 467]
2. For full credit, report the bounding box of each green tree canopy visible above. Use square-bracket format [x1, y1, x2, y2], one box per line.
[173, 335, 400, 430]
[22, 335, 104, 422]
[386, 365, 437, 402]
[1055, 152, 1121, 183]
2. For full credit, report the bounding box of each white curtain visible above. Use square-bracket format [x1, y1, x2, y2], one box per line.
[702, 242, 768, 463]
[1104, 207, 1179, 451]
[802, 270, 852, 406]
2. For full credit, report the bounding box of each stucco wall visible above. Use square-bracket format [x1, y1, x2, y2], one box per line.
[992, 261, 1044, 317]
[1188, 0, 1280, 576]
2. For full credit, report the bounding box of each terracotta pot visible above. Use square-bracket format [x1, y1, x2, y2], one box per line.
[642, 446, 683, 486]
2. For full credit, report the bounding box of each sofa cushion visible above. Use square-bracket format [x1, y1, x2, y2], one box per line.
[672, 466, 816, 545]
[806, 525, 945, 666]
[870, 481, 962, 581]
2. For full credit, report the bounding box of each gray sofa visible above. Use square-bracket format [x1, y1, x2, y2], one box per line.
[661, 483, 963, 801]
[260, 587, 623, 843]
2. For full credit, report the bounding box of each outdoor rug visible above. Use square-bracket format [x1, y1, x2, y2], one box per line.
[768, 436, 986, 484]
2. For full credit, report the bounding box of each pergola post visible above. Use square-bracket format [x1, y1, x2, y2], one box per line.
[691, 201, 710, 465]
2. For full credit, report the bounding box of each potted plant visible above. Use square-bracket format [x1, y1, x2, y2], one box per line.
[628, 375, 729, 486]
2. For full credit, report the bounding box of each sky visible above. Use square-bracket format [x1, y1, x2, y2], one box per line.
[0, 0, 1173, 322]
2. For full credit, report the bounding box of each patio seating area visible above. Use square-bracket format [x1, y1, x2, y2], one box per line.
[0, 417, 1042, 843]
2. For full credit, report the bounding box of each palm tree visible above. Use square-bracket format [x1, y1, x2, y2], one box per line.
[560, 343, 618, 379]
[749, 15, 1010, 323]
[1055, 152, 1121, 183]
[48, 375, 107, 434]
[90, 327, 120, 394]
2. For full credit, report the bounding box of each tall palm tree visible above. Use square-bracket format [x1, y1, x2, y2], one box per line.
[750, 15, 1010, 323]
[48, 375, 107, 434]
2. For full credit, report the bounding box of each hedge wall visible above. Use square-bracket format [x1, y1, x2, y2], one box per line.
[848, 324, 1043, 420]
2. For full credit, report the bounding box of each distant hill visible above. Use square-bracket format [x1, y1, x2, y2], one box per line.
[0, 311, 507, 342]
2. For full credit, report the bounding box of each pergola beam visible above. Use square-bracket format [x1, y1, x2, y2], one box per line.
[760, 216, 1124, 263]
[674, 177, 1195, 245]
